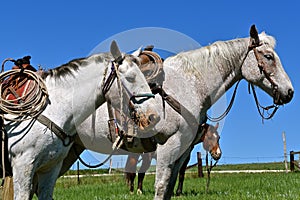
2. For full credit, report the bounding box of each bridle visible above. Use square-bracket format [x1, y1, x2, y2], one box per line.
[207, 25, 280, 122]
[247, 30, 280, 120]
[74, 56, 156, 169]
[101, 58, 155, 126]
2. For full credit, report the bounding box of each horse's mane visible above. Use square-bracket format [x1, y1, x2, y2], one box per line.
[42, 53, 112, 79]
[167, 32, 276, 78]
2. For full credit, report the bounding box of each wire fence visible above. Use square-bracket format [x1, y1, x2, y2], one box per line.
[71, 153, 287, 172]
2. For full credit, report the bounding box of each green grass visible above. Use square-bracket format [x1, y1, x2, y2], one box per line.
[12, 162, 300, 199]
[43, 172, 300, 200]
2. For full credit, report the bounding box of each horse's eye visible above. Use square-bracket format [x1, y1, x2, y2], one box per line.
[132, 57, 141, 66]
[132, 57, 138, 64]
[264, 54, 273, 60]
[125, 72, 136, 83]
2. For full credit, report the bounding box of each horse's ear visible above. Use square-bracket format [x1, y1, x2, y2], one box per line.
[110, 40, 123, 64]
[250, 24, 260, 46]
[214, 122, 219, 130]
[131, 46, 142, 57]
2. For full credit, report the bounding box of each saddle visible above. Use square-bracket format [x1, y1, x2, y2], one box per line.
[138, 45, 164, 90]
[1, 56, 37, 105]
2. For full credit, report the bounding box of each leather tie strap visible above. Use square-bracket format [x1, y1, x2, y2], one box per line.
[37, 114, 74, 146]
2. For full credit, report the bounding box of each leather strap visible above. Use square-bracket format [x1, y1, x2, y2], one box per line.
[37, 114, 74, 146]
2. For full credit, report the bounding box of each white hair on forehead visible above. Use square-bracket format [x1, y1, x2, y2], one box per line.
[259, 32, 276, 48]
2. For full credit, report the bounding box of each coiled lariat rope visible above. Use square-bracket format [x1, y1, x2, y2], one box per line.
[0, 69, 48, 121]
[0, 58, 49, 122]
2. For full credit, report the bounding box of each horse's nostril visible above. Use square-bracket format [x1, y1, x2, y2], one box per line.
[288, 89, 294, 98]
[148, 114, 157, 123]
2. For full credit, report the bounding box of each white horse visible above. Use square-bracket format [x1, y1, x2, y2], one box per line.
[0, 41, 160, 199]
[59, 25, 294, 200]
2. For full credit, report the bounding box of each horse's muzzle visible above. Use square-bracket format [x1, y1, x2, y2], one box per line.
[274, 88, 294, 105]
[132, 109, 160, 130]
[211, 149, 222, 161]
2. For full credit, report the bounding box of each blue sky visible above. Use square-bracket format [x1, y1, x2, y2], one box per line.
[1, 1, 299, 169]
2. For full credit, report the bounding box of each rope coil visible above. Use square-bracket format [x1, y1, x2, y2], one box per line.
[0, 69, 49, 121]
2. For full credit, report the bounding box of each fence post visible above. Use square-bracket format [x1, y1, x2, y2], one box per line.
[109, 159, 112, 174]
[77, 161, 80, 184]
[282, 132, 288, 173]
[197, 152, 204, 178]
[290, 151, 295, 172]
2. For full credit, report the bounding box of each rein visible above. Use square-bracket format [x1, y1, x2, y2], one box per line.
[249, 83, 279, 121]
[205, 152, 218, 193]
[206, 80, 241, 122]
[74, 133, 125, 168]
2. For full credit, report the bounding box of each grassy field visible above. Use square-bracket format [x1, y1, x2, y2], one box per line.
[30, 162, 300, 200]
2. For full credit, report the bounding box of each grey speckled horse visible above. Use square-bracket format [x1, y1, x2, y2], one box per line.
[151, 25, 293, 199]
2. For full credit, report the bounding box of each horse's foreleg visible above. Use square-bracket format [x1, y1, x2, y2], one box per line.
[175, 153, 190, 196]
[155, 136, 183, 200]
[36, 161, 63, 200]
[137, 153, 152, 194]
[137, 173, 145, 195]
[125, 172, 136, 193]
[125, 154, 138, 193]
[155, 135, 193, 200]
[12, 159, 36, 200]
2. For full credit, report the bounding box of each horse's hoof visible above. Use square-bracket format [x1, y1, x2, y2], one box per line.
[130, 191, 134, 195]
[137, 189, 143, 195]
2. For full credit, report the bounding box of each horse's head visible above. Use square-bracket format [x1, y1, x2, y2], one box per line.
[105, 41, 160, 130]
[201, 123, 221, 160]
[241, 25, 294, 105]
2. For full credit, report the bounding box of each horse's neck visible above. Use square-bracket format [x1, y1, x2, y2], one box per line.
[164, 37, 249, 116]
[44, 61, 107, 133]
